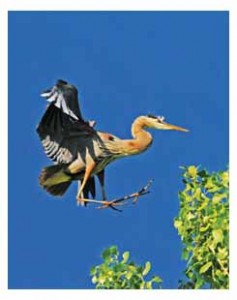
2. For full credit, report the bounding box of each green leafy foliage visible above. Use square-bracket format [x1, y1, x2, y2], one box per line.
[174, 166, 229, 289]
[90, 246, 162, 289]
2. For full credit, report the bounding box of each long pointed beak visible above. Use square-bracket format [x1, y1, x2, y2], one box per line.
[164, 122, 189, 132]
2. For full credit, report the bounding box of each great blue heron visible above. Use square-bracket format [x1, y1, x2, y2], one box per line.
[37, 80, 188, 210]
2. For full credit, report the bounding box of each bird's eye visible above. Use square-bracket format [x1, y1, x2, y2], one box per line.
[147, 114, 165, 122]
[157, 116, 165, 123]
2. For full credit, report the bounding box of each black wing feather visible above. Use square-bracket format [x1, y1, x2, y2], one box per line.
[37, 80, 100, 200]
[37, 104, 95, 164]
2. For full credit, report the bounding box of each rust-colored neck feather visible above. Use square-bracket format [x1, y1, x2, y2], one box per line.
[122, 116, 153, 155]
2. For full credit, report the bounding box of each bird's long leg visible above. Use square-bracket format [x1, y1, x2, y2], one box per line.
[97, 170, 107, 200]
[76, 162, 96, 205]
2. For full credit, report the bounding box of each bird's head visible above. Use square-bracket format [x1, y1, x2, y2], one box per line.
[144, 114, 189, 132]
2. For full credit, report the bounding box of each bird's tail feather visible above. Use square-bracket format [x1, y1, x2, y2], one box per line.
[45, 181, 72, 196]
[39, 164, 72, 196]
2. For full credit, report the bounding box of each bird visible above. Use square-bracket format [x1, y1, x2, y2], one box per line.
[37, 80, 188, 209]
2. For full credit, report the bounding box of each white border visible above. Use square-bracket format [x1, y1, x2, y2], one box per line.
[2, 0, 232, 11]
[1, 1, 235, 300]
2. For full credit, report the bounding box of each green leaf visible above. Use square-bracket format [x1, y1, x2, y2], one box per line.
[137, 266, 144, 274]
[186, 212, 195, 221]
[122, 251, 130, 263]
[199, 262, 212, 274]
[187, 166, 198, 178]
[205, 178, 214, 190]
[110, 245, 118, 256]
[151, 275, 162, 284]
[142, 261, 151, 276]
[182, 248, 190, 260]
[221, 171, 229, 186]
[194, 276, 204, 289]
[212, 229, 224, 245]
[198, 170, 208, 178]
[215, 269, 223, 278]
[193, 188, 201, 199]
[98, 275, 106, 285]
[113, 262, 126, 273]
[199, 223, 211, 232]
[128, 264, 136, 272]
[145, 281, 152, 289]
[102, 246, 118, 263]
[90, 266, 97, 276]
[213, 194, 225, 204]
[102, 248, 111, 261]
[91, 276, 97, 284]
[217, 247, 228, 260]
[174, 219, 182, 229]
[125, 271, 133, 280]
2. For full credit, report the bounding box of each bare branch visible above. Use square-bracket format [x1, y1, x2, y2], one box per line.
[96, 179, 153, 211]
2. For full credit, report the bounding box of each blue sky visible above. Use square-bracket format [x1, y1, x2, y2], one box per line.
[8, 11, 228, 289]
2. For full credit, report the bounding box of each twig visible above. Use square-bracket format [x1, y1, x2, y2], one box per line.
[96, 179, 153, 211]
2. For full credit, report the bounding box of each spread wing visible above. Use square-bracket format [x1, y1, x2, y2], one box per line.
[36, 103, 96, 164]
[37, 79, 104, 200]
[37, 80, 104, 202]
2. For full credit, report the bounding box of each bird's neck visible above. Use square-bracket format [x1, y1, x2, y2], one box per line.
[123, 117, 153, 155]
